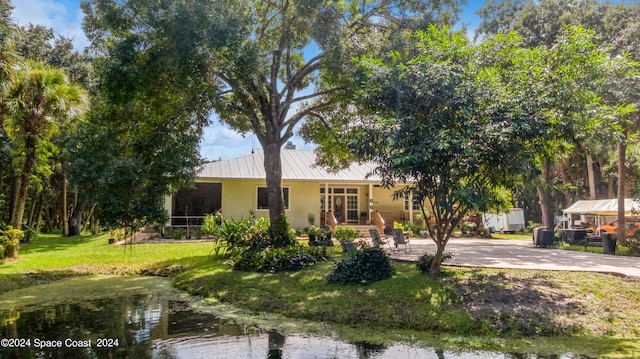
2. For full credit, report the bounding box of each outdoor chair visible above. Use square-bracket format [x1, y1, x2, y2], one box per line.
[311, 232, 334, 256]
[369, 228, 392, 251]
[391, 229, 412, 253]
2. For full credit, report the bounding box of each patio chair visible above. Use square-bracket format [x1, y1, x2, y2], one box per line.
[392, 229, 412, 253]
[369, 228, 392, 251]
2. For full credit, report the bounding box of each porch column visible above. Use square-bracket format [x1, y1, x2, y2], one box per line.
[369, 183, 374, 223]
[409, 191, 414, 224]
[324, 183, 329, 225]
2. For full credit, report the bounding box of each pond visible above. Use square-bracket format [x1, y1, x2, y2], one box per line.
[0, 276, 602, 358]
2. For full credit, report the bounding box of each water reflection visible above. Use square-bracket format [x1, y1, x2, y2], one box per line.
[0, 286, 594, 359]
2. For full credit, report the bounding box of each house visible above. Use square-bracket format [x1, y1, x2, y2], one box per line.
[164, 145, 425, 231]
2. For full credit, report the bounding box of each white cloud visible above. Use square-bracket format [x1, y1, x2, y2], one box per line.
[10, 1, 318, 162]
[200, 120, 316, 161]
[12, 0, 89, 50]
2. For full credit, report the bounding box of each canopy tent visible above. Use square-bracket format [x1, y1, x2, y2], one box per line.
[563, 199, 640, 216]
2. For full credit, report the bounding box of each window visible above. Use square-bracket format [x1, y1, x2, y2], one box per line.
[404, 197, 421, 211]
[257, 187, 289, 210]
[172, 183, 222, 226]
[173, 183, 222, 217]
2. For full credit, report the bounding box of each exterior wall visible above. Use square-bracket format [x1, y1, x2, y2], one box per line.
[371, 185, 404, 212]
[166, 179, 408, 230]
[284, 181, 321, 229]
[220, 179, 321, 230]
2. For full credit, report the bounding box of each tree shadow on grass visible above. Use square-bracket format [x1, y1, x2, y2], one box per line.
[445, 269, 588, 336]
[17, 233, 107, 254]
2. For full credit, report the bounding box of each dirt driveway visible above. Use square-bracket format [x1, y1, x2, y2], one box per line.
[389, 238, 640, 277]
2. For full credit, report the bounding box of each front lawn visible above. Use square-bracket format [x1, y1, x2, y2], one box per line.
[1, 232, 640, 357]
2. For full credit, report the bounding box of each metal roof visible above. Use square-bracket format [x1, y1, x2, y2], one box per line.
[197, 149, 381, 182]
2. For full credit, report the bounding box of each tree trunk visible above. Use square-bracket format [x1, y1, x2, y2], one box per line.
[429, 241, 445, 277]
[9, 136, 39, 258]
[8, 174, 17, 223]
[617, 140, 626, 238]
[262, 141, 286, 227]
[608, 175, 615, 198]
[25, 190, 40, 243]
[586, 155, 597, 199]
[82, 204, 97, 233]
[62, 172, 69, 237]
[68, 199, 84, 236]
[537, 161, 555, 228]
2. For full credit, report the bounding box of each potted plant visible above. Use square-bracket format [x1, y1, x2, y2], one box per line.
[393, 221, 413, 238]
[335, 225, 359, 253]
[307, 225, 326, 244]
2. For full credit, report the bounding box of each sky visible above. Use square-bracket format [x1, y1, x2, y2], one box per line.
[10, 0, 484, 161]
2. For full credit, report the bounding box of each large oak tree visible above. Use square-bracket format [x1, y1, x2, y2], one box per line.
[81, 0, 463, 239]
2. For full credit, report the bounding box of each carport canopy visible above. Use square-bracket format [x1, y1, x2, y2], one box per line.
[563, 198, 640, 216]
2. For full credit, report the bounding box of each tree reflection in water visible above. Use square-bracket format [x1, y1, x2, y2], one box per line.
[0, 288, 592, 359]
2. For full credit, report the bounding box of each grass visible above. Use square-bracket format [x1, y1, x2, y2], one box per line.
[490, 232, 532, 240]
[2, 232, 640, 357]
[0, 232, 214, 292]
[563, 243, 635, 256]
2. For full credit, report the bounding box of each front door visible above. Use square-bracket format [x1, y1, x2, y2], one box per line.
[333, 195, 346, 224]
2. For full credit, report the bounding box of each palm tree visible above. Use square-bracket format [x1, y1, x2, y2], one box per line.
[5, 60, 87, 258]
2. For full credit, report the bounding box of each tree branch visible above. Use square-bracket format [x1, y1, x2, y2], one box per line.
[279, 53, 325, 98]
[288, 88, 341, 105]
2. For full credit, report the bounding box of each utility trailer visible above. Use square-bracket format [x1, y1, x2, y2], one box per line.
[482, 208, 526, 233]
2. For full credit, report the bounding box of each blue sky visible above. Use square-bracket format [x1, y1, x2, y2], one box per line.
[11, 0, 484, 161]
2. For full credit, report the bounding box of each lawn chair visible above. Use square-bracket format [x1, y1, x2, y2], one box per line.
[369, 228, 392, 251]
[392, 229, 412, 253]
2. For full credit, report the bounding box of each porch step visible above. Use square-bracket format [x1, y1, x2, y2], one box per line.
[351, 225, 379, 238]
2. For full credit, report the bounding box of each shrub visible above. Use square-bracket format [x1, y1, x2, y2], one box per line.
[416, 252, 452, 274]
[0, 226, 24, 259]
[307, 225, 327, 237]
[334, 225, 359, 242]
[619, 234, 640, 255]
[526, 220, 543, 233]
[109, 227, 127, 241]
[202, 213, 220, 236]
[477, 227, 492, 238]
[171, 228, 185, 240]
[230, 245, 317, 273]
[215, 217, 313, 272]
[327, 247, 395, 284]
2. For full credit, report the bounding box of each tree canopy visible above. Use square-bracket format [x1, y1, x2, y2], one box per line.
[74, 0, 247, 230]
[315, 24, 630, 275]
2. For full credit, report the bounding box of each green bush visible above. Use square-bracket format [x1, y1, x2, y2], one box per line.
[334, 225, 359, 242]
[477, 227, 492, 238]
[230, 245, 317, 273]
[526, 220, 542, 233]
[216, 217, 313, 272]
[171, 228, 185, 240]
[0, 226, 24, 259]
[327, 247, 395, 284]
[202, 213, 220, 236]
[619, 234, 640, 255]
[416, 252, 452, 274]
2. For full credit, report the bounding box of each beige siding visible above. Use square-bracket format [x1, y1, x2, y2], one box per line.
[173, 179, 407, 229]
[285, 181, 321, 229]
[371, 185, 404, 212]
[217, 180, 321, 230]
[220, 179, 260, 220]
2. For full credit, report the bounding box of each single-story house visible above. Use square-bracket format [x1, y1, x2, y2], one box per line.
[164, 145, 425, 230]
